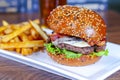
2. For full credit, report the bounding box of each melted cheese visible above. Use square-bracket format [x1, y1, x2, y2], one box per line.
[63, 41, 90, 47]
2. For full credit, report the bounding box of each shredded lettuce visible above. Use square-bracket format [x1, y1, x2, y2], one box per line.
[44, 43, 109, 59]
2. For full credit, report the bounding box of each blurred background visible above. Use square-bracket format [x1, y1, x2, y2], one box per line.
[0, 0, 119, 13]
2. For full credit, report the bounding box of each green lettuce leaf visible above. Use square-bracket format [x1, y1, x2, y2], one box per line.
[93, 49, 109, 56]
[44, 43, 109, 59]
[44, 43, 56, 54]
[62, 49, 82, 59]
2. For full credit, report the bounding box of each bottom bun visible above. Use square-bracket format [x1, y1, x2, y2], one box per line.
[48, 52, 101, 66]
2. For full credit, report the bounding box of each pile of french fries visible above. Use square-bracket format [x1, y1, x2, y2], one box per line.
[0, 19, 49, 56]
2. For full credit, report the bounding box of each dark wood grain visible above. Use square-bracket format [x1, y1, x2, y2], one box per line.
[0, 56, 69, 80]
[0, 10, 120, 80]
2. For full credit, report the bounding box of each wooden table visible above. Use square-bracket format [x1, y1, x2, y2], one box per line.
[0, 10, 120, 80]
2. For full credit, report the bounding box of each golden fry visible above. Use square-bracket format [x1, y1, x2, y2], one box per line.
[1, 24, 31, 42]
[4, 28, 13, 34]
[0, 19, 45, 55]
[28, 35, 34, 41]
[24, 29, 30, 35]
[19, 33, 29, 41]
[2, 20, 9, 26]
[6, 48, 15, 51]
[17, 19, 40, 27]
[33, 47, 39, 52]
[30, 28, 40, 39]
[30, 28, 36, 37]
[33, 19, 40, 24]
[10, 24, 20, 30]
[0, 40, 44, 49]
[19, 33, 33, 55]
[29, 20, 49, 42]
[0, 32, 4, 36]
[21, 48, 33, 56]
[16, 48, 21, 53]
[14, 37, 21, 42]
[0, 26, 7, 32]
[21, 48, 28, 55]
[15, 37, 21, 53]
[9, 39, 15, 42]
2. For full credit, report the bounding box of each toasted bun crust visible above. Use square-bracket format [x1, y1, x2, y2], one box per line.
[47, 5, 106, 46]
[48, 52, 101, 66]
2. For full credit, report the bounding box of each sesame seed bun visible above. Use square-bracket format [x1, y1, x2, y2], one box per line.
[47, 5, 106, 46]
[48, 52, 101, 66]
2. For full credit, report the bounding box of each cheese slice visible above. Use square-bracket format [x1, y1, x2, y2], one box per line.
[52, 36, 91, 47]
[63, 41, 90, 47]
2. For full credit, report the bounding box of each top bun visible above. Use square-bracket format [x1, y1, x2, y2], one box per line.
[47, 5, 106, 46]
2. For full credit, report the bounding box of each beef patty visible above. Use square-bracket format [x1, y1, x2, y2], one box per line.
[52, 36, 106, 54]
[57, 43, 105, 54]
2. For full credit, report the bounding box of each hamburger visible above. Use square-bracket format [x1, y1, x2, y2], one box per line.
[45, 5, 108, 66]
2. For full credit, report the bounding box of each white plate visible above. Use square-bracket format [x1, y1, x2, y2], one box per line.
[0, 42, 120, 80]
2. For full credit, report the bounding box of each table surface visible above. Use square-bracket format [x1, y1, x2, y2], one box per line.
[0, 10, 120, 80]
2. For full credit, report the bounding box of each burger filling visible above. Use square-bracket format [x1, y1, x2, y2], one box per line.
[45, 33, 108, 59]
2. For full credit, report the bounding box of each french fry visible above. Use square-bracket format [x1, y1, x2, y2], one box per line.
[14, 37, 21, 42]
[6, 48, 15, 51]
[4, 28, 13, 34]
[10, 24, 20, 30]
[33, 19, 40, 24]
[0, 19, 46, 56]
[21, 48, 33, 56]
[16, 48, 21, 53]
[33, 47, 39, 52]
[19, 33, 29, 41]
[30, 28, 40, 39]
[0, 32, 4, 36]
[29, 20, 49, 42]
[1, 24, 31, 42]
[0, 26, 7, 32]
[28, 35, 34, 41]
[16, 19, 40, 27]
[9, 39, 15, 42]
[2, 20, 9, 26]
[30, 28, 36, 38]
[19, 33, 34, 55]
[14, 37, 21, 53]
[24, 29, 30, 35]
[21, 48, 27, 55]
[0, 40, 44, 49]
